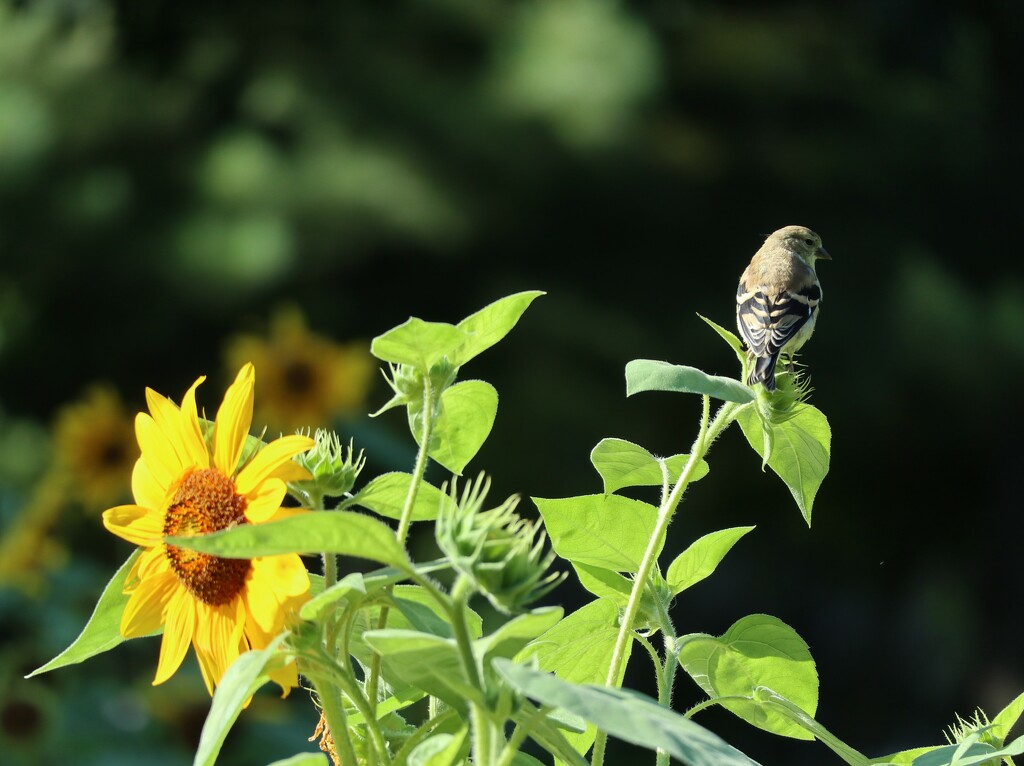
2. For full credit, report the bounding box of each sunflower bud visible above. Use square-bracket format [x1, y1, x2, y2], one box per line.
[372, 360, 458, 417]
[288, 429, 365, 499]
[437, 474, 564, 614]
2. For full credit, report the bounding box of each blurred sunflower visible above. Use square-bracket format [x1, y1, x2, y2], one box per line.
[52, 386, 137, 509]
[0, 479, 67, 593]
[224, 308, 373, 433]
[101, 364, 314, 695]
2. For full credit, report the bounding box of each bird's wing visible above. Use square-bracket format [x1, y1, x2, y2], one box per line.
[736, 281, 820, 358]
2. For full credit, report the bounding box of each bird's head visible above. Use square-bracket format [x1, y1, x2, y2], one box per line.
[772, 225, 831, 266]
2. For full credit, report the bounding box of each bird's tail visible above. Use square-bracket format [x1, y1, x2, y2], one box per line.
[746, 354, 780, 391]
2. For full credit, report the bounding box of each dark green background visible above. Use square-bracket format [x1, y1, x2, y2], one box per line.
[2, 1, 1022, 763]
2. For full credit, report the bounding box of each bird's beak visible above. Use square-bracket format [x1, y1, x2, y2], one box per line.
[816, 245, 831, 260]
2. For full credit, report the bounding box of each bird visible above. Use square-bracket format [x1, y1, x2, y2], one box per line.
[736, 225, 830, 391]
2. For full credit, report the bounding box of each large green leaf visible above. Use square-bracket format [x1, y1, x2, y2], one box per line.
[300, 560, 450, 621]
[625, 359, 755, 403]
[874, 735, 1024, 766]
[736, 403, 831, 526]
[991, 690, 1024, 744]
[752, 688, 869, 765]
[415, 379, 497, 476]
[678, 614, 818, 740]
[28, 551, 149, 677]
[194, 639, 285, 766]
[450, 290, 545, 367]
[350, 472, 454, 522]
[265, 755, 329, 766]
[494, 660, 761, 766]
[476, 606, 563, 662]
[517, 599, 626, 757]
[665, 526, 755, 596]
[363, 629, 481, 713]
[572, 563, 633, 606]
[371, 318, 468, 372]
[533, 494, 657, 572]
[407, 727, 468, 766]
[590, 438, 708, 495]
[166, 510, 410, 569]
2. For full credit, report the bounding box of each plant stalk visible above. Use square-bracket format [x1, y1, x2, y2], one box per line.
[592, 397, 741, 766]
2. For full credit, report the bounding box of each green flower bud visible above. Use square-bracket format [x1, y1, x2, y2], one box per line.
[437, 474, 564, 614]
[944, 709, 999, 758]
[288, 429, 365, 500]
[372, 360, 458, 417]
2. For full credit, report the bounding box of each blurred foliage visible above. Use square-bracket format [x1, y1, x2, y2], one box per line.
[1, 0, 1023, 763]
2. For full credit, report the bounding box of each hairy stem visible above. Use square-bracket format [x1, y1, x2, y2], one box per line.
[592, 397, 741, 766]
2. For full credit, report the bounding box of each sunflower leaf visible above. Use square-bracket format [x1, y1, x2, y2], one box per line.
[265, 754, 329, 766]
[371, 318, 469, 372]
[449, 290, 545, 367]
[415, 380, 498, 476]
[167, 511, 410, 569]
[350, 472, 455, 522]
[625, 360, 755, 403]
[26, 550, 151, 677]
[194, 640, 282, 766]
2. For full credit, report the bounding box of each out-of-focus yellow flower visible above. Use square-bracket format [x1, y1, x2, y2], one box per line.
[101, 364, 314, 696]
[52, 386, 138, 509]
[0, 477, 68, 594]
[224, 308, 373, 433]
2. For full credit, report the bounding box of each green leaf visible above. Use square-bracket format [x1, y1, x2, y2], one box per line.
[572, 563, 633, 606]
[27, 551, 150, 677]
[194, 640, 284, 766]
[450, 290, 545, 367]
[300, 560, 451, 621]
[666, 526, 755, 596]
[371, 318, 468, 372]
[417, 379, 498, 476]
[407, 727, 468, 766]
[625, 359, 755, 403]
[533, 494, 658, 572]
[476, 606, 564, 662]
[698, 314, 747, 366]
[736, 403, 831, 526]
[677, 614, 818, 740]
[517, 599, 627, 757]
[590, 438, 708, 495]
[350, 472, 454, 522]
[166, 511, 410, 569]
[992, 690, 1024, 744]
[363, 630, 481, 713]
[752, 687, 869, 766]
[874, 734, 1024, 766]
[265, 755, 329, 766]
[494, 659, 760, 766]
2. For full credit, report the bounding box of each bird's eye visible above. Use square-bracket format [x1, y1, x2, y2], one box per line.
[803, 237, 814, 247]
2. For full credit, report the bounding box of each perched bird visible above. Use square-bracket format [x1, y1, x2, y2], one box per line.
[736, 225, 830, 391]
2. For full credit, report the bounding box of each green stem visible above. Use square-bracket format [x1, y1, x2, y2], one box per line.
[592, 397, 741, 766]
[495, 705, 546, 766]
[309, 654, 392, 766]
[308, 671, 360, 766]
[391, 708, 459, 766]
[366, 374, 436, 725]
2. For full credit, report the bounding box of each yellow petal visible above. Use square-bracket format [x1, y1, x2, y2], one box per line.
[178, 376, 211, 469]
[193, 604, 218, 695]
[103, 504, 163, 547]
[135, 413, 180, 489]
[131, 457, 167, 510]
[243, 477, 286, 523]
[235, 434, 314, 496]
[130, 546, 170, 587]
[254, 554, 311, 600]
[153, 588, 196, 685]
[268, 662, 298, 697]
[121, 568, 177, 637]
[145, 388, 191, 469]
[194, 599, 246, 694]
[268, 460, 313, 484]
[214, 364, 255, 477]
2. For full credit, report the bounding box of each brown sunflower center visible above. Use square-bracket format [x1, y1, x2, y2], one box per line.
[163, 468, 250, 606]
[283, 359, 315, 396]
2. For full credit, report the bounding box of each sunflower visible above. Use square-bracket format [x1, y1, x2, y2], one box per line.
[224, 308, 373, 433]
[101, 364, 314, 695]
[53, 386, 138, 509]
